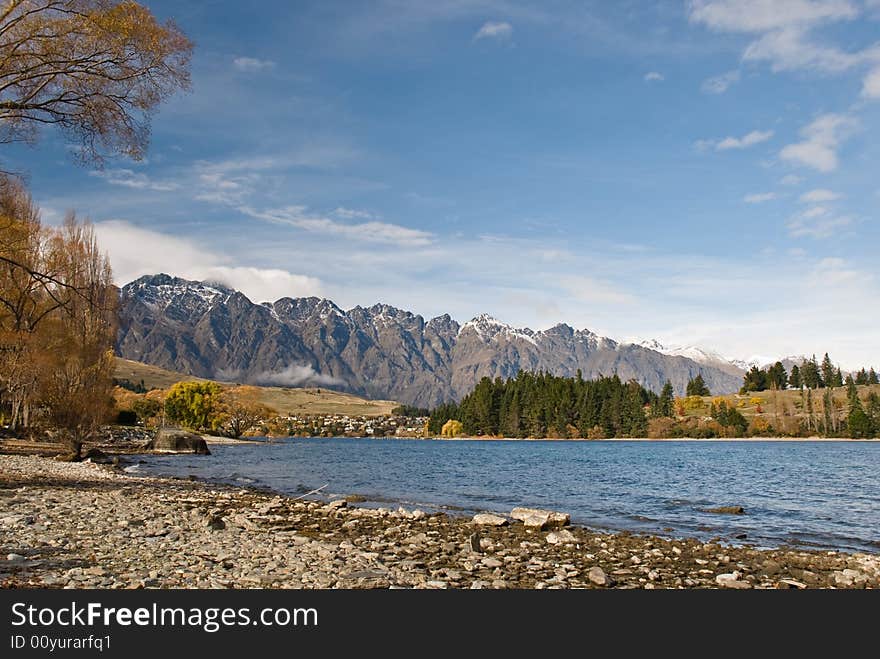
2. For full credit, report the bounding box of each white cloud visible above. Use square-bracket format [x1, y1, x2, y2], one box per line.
[248, 364, 346, 387]
[557, 275, 636, 306]
[93, 220, 322, 302]
[239, 205, 434, 247]
[780, 174, 803, 185]
[799, 188, 839, 202]
[716, 129, 774, 150]
[696, 129, 774, 153]
[780, 113, 857, 171]
[743, 26, 870, 73]
[863, 66, 880, 98]
[786, 207, 852, 237]
[687, 0, 859, 32]
[689, 1, 880, 78]
[334, 207, 378, 220]
[89, 169, 180, 192]
[473, 21, 513, 41]
[701, 69, 740, 93]
[803, 205, 831, 218]
[810, 256, 861, 285]
[644, 71, 664, 82]
[233, 56, 276, 73]
[744, 192, 776, 203]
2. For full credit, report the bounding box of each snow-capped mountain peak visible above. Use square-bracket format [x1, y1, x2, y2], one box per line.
[126, 274, 231, 317]
[461, 314, 538, 346]
[630, 339, 736, 369]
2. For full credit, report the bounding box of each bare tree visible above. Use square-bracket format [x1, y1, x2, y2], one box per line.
[0, 0, 192, 164]
[216, 386, 273, 439]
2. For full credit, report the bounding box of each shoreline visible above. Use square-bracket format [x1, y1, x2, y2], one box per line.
[1, 453, 877, 589]
[428, 436, 880, 442]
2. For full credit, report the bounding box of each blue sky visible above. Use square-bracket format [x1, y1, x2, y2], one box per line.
[8, 0, 880, 367]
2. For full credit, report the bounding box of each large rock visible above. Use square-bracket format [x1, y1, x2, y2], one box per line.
[546, 529, 577, 545]
[511, 507, 570, 529]
[472, 513, 509, 527]
[588, 566, 612, 587]
[716, 572, 751, 589]
[146, 429, 210, 455]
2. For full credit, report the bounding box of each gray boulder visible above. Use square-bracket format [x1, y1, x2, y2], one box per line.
[511, 507, 570, 529]
[146, 429, 210, 455]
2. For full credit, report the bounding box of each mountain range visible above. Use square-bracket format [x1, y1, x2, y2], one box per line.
[115, 274, 749, 407]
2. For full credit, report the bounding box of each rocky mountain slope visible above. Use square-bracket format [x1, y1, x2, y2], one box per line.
[116, 274, 744, 407]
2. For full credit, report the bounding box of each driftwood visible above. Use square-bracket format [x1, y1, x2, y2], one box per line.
[291, 483, 329, 502]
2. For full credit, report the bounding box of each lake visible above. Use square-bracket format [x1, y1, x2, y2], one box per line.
[134, 438, 880, 553]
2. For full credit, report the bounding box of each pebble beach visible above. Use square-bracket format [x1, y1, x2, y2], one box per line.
[1, 453, 878, 590]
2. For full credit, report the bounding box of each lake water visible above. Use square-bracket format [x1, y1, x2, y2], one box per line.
[134, 438, 880, 553]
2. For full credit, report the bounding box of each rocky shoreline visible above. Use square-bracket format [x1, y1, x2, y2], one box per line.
[0, 454, 877, 589]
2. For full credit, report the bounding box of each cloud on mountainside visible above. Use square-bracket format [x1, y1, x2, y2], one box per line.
[217, 365, 346, 388]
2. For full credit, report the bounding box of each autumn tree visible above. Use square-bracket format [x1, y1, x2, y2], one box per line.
[441, 419, 463, 438]
[0, 0, 192, 164]
[164, 381, 221, 432]
[215, 386, 272, 438]
[0, 178, 114, 449]
[34, 214, 116, 457]
[0, 177, 115, 455]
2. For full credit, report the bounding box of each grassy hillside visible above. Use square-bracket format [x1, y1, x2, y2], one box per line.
[114, 358, 398, 417]
[679, 384, 880, 433]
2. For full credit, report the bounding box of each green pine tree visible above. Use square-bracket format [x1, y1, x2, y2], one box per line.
[686, 374, 710, 397]
[658, 381, 674, 417]
[788, 364, 802, 389]
[821, 353, 835, 388]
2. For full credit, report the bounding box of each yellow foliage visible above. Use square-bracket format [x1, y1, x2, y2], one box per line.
[441, 419, 463, 438]
[749, 397, 763, 406]
[683, 395, 705, 411]
[750, 417, 771, 433]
